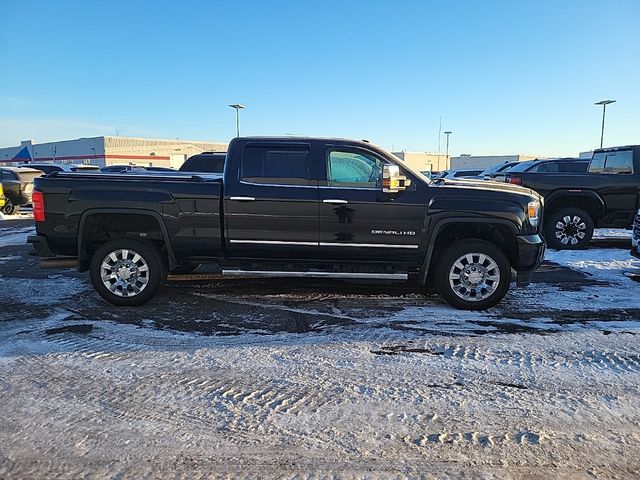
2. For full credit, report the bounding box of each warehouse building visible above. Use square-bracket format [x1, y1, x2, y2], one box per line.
[0, 136, 228, 169]
[392, 151, 449, 174]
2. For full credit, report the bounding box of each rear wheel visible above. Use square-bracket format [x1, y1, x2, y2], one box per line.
[1, 197, 16, 215]
[544, 207, 593, 250]
[89, 238, 167, 306]
[435, 239, 511, 310]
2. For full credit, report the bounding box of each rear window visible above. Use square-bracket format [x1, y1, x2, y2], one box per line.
[589, 150, 634, 174]
[241, 145, 310, 185]
[181, 155, 225, 173]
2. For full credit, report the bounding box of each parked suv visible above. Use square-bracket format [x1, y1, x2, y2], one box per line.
[501, 157, 589, 181]
[0, 167, 43, 215]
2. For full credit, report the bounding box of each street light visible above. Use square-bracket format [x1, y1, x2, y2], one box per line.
[444, 131, 452, 163]
[594, 100, 615, 149]
[229, 104, 246, 137]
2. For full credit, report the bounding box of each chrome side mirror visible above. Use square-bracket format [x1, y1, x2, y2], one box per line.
[382, 165, 411, 193]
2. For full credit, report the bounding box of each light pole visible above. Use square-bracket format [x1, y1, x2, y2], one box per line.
[229, 104, 246, 137]
[594, 100, 615, 149]
[444, 131, 452, 166]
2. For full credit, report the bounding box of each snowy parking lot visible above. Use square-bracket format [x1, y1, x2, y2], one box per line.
[1, 214, 639, 478]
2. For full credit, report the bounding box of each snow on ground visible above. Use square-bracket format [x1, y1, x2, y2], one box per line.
[0, 317, 639, 478]
[0, 236, 640, 477]
[593, 227, 632, 239]
[0, 225, 35, 247]
[0, 208, 34, 222]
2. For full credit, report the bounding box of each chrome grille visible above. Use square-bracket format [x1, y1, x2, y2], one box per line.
[633, 211, 640, 240]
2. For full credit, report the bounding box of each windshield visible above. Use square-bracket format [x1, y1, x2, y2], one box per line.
[506, 161, 537, 173]
[481, 162, 515, 175]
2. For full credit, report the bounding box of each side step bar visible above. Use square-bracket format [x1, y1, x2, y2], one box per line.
[40, 258, 79, 269]
[221, 270, 408, 280]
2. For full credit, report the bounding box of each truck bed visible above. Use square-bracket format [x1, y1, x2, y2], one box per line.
[34, 172, 224, 259]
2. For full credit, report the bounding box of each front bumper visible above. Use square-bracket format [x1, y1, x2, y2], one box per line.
[27, 234, 56, 257]
[516, 234, 545, 286]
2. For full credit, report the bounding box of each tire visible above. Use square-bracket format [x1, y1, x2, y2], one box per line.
[544, 207, 593, 250]
[170, 262, 200, 275]
[89, 238, 167, 306]
[1, 197, 16, 215]
[434, 239, 511, 310]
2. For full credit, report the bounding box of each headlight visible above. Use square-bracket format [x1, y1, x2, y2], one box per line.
[527, 201, 540, 228]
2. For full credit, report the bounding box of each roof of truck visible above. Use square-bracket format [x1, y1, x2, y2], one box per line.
[595, 145, 639, 153]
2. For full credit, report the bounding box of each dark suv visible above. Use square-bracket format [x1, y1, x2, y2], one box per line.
[501, 157, 589, 182]
[0, 167, 43, 215]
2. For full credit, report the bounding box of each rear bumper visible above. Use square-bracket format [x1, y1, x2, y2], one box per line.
[27, 234, 56, 257]
[516, 234, 545, 286]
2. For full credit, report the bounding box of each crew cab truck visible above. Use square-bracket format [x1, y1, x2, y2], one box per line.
[28, 137, 544, 310]
[505, 145, 640, 250]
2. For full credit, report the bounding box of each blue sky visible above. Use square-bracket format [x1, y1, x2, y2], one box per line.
[1, 0, 638, 156]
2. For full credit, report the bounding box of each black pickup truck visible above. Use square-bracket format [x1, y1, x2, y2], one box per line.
[29, 137, 544, 310]
[504, 145, 640, 249]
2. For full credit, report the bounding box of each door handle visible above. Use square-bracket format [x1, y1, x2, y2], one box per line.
[230, 196, 255, 201]
[323, 199, 348, 204]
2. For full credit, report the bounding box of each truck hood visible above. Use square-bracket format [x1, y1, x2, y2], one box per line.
[433, 177, 541, 200]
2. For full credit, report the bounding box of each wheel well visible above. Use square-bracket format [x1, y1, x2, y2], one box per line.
[545, 195, 601, 224]
[79, 213, 168, 270]
[431, 222, 518, 268]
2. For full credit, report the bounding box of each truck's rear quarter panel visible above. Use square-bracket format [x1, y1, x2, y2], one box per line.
[34, 173, 223, 260]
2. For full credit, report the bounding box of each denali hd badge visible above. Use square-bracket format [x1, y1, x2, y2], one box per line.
[371, 229, 416, 236]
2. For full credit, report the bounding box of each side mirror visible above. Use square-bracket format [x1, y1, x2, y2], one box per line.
[382, 165, 411, 193]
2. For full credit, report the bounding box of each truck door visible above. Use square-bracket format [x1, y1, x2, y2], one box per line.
[590, 149, 638, 225]
[224, 142, 318, 258]
[318, 145, 426, 262]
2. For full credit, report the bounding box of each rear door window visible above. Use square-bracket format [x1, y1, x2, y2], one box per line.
[241, 145, 310, 185]
[535, 162, 560, 173]
[590, 150, 634, 174]
[561, 162, 588, 173]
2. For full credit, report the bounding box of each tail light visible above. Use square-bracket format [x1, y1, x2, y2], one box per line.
[509, 176, 522, 185]
[32, 190, 45, 222]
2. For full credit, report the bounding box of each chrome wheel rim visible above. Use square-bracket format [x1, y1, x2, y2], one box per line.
[100, 248, 150, 297]
[555, 215, 586, 245]
[449, 252, 501, 302]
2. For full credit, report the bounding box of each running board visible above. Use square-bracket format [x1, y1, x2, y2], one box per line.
[221, 270, 408, 280]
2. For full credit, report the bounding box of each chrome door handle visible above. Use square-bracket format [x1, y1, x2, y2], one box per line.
[323, 199, 348, 204]
[230, 196, 255, 201]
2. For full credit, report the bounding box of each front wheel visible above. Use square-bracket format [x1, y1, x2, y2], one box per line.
[434, 239, 511, 310]
[544, 207, 593, 250]
[89, 238, 167, 306]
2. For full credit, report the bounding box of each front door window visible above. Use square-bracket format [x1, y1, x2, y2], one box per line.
[327, 150, 384, 188]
